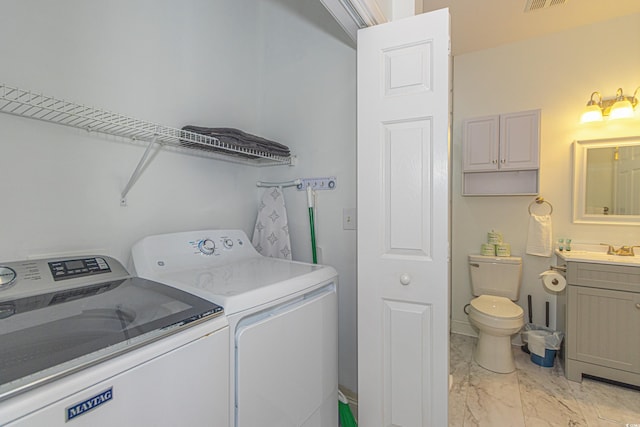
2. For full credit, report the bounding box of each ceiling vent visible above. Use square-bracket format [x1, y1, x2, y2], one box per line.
[524, 0, 567, 12]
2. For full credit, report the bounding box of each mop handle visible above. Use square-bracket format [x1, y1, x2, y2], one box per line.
[307, 186, 318, 264]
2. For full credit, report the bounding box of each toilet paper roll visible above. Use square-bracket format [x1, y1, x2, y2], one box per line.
[487, 231, 503, 244]
[496, 243, 511, 257]
[539, 270, 566, 292]
[481, 243, 496, 256]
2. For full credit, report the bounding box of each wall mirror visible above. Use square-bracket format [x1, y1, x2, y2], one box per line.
[573, 136, 640, 224]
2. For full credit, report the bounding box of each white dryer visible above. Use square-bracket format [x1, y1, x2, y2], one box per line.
[132, 229, 338, 427]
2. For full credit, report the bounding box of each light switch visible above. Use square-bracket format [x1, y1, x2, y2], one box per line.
[343, 208, 356, 230]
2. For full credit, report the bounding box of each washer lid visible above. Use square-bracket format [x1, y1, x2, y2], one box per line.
[470, 295, 523, 318]
[0, 277, 224, 402]
[144, 257, 338, 315]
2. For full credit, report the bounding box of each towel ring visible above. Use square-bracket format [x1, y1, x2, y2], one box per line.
[528, 197, 553, 215]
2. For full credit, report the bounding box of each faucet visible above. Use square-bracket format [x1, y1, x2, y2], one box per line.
[600, 243, 640, 256]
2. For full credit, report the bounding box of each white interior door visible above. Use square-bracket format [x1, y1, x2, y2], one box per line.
[357, 8, 450, 427]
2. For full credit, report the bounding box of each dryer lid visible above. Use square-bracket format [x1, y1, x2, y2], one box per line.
[131, 229, 338, 315]
[144, 257, 337, 315]
[470, 295, 523, 318]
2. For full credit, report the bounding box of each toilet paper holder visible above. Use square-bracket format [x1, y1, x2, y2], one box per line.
[549, 265, 566, 273]
[540, 268, 567, 292]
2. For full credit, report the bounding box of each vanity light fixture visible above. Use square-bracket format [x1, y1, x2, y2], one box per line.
[580, 87, 639, 123]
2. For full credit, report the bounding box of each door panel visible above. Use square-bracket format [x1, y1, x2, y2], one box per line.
[383, 41, 432, 97]
[569, 286, 638, 372]
[383, 300, 432, 426]
[462, 116, 499, 171]
[384, 118, 432, 258]
[499, 110, 540, 170]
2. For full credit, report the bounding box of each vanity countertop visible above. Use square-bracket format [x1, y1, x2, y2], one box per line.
[556, 249, 640, 267]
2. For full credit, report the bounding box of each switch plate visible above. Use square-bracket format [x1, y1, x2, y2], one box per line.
[343, 208, 356, 230]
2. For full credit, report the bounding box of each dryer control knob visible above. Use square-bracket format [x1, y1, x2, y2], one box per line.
[198, 239, 216, 255]
[0, 266, 17, 289]
[223, 238, 234, 249]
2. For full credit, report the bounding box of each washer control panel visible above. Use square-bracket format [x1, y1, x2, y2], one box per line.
[0, 255, 129, 302]
[48, 257, 112, 281]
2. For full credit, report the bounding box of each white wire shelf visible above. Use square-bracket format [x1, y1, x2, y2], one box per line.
[0, 84, 293, 166]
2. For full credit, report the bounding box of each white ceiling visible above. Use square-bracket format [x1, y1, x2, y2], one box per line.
[421, 0, 640, 55]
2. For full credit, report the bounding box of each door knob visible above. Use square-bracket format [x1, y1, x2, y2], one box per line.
[636, 303, 640, 310]
[400, 273, 411, 286]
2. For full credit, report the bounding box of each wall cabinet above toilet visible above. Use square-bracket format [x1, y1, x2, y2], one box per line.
[462, 109, 541, 196]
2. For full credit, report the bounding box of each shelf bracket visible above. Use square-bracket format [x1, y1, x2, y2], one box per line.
[120, 135, 159, 206]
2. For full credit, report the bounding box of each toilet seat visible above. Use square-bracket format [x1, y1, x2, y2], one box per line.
[470, 295, 523, 319]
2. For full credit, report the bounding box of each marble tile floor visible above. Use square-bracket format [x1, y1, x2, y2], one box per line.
[449, 333, 640, 426]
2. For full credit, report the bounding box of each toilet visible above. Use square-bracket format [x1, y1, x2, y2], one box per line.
[468, 254, 524, 373]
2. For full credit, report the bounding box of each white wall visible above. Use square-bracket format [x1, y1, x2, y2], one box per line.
[0, 0, 359, 394]
[256, 0, 358, 394]
[451, 13, 640, 335]
[0, 1, 268, 265]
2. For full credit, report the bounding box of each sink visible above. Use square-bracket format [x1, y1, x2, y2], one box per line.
[556, 244, 640, 266]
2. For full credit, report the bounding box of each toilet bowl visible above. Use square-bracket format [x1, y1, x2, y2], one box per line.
[468, 254, 524, 374]
[469, 295, 524, 373]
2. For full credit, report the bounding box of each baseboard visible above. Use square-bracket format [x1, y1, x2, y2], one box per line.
[451, 319, 477, 337]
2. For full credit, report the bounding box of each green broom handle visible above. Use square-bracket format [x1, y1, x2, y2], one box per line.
[309, 207, 317, 264]
[307, 186, 318, 264]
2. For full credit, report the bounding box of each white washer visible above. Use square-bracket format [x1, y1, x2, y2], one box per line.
[132, 229, 338, 427]
[0, 255, 229, 426]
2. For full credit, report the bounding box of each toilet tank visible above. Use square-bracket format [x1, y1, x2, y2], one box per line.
[468, 255, 522, 300]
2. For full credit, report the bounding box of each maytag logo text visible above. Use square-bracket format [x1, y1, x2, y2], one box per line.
[66, 387, 113, 421]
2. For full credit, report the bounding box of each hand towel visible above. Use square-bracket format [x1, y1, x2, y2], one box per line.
[526, 213, 553, 257]
[252, 187, 292, 259]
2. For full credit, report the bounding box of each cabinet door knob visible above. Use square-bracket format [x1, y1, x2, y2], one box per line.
[636, 303, 640, 310]
[400, 273, 411, 286]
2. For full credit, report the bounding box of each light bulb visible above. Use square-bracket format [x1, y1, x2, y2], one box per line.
[580, 104, 603, 123]
[609, 98, 634, 120]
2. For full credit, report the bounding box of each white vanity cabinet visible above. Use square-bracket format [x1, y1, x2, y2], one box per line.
[462, 109, 540, 195]
[563, 261, 640, 387]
